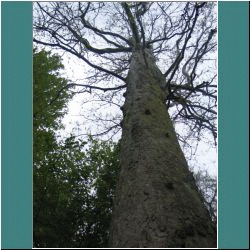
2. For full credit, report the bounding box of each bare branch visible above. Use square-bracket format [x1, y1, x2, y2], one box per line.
[33, 2, 217, 144]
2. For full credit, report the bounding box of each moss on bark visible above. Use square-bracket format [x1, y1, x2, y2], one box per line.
[110, 48, 216, 248]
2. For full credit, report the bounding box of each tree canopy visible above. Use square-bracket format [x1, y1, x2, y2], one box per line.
[33, 2, 217, 149]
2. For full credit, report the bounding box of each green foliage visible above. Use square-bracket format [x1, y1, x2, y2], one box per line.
[33, 136, 121, 248]
[77, 138, 121, 247]
[33, 47, 72, 164]
[33, 47, 72, 132]
[33, 47, 121, 248]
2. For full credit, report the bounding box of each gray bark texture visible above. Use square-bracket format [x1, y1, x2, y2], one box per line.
[109, 48, 217, 248]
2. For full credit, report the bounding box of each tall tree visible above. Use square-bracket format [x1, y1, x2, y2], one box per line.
[33, 2, 217, 247]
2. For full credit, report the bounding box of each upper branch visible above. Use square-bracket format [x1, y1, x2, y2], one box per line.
[33, 2, 131, 82]
[121, 2, 141, 45]
[33, 2, 217, 142]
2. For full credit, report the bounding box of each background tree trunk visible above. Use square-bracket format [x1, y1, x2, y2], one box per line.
[110, 48, 217, 248]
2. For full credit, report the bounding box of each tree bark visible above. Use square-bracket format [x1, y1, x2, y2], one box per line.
[110, 48, 216, 248]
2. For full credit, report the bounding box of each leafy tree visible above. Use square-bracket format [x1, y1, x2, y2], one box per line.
[34, 135, 120, 248]
[33, 48, 71, 130]
[33, 48, 121, 247]
[71, 138, 121, 247]
[33, 48, 74, 247]
[33, 2, 217, 247]
[33, 48, 72, 163]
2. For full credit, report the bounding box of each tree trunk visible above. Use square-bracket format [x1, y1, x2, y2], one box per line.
[109, 48, 217, 248]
